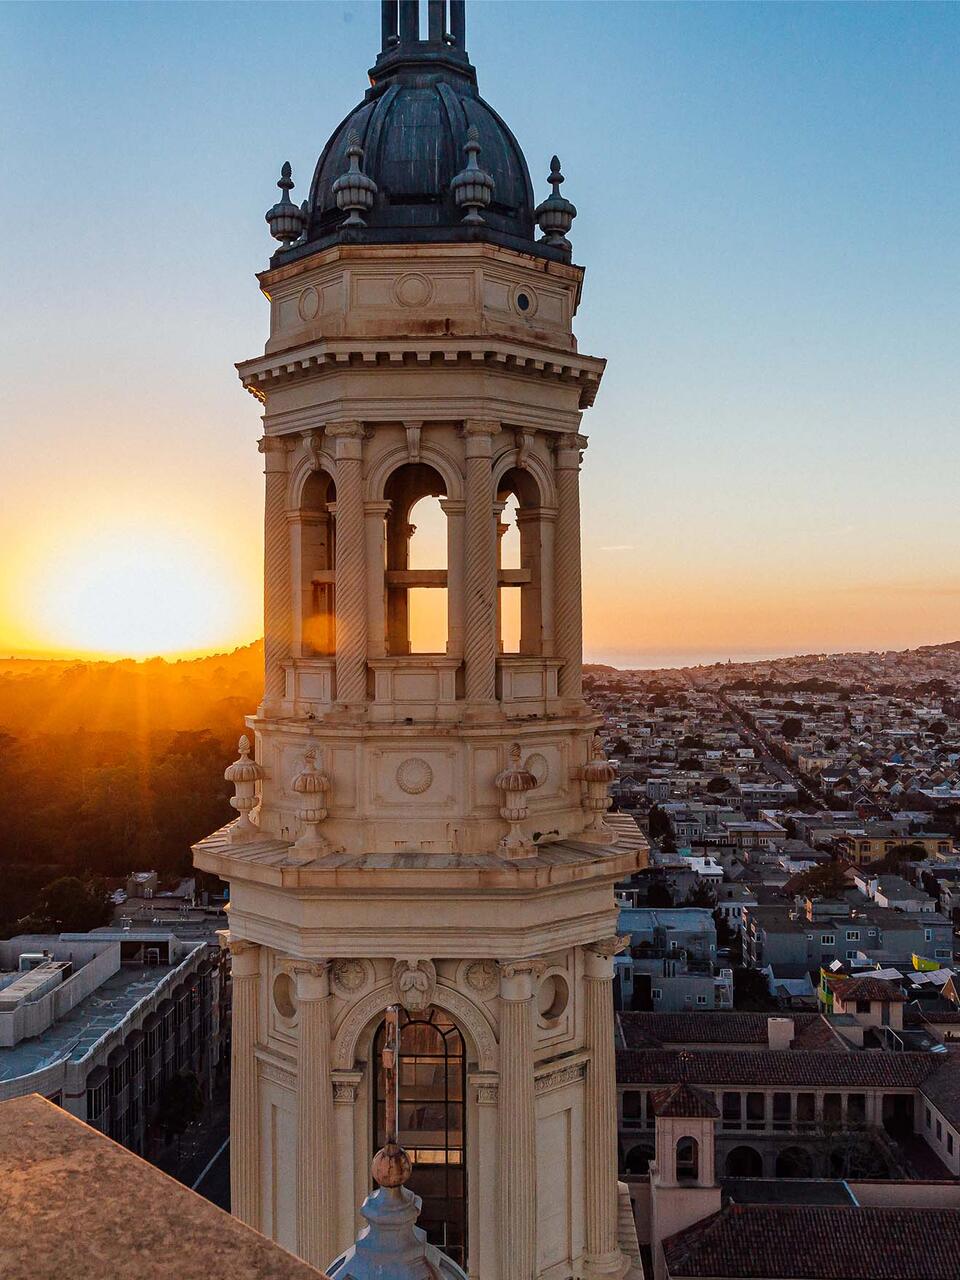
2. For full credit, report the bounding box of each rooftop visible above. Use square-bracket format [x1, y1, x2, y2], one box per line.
[0, 1096, 323, 1280]
[0, 950, 200, 1083]
[663, 1203, 960, 1279]
[616, 1048, 943, 1089]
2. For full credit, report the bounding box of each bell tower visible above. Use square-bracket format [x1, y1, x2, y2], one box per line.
[194, 3, 647, 1278]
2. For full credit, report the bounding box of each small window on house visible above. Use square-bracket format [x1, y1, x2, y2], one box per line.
[652, 988, 662, 1001]
[847, 930, 860, 942]
[722, 1092, 741, 1130]
[796, 1093, 815, 1129]
[937, 1120, 943, 1141]
[856, 999, 871, 1013]
[676, 1137, 699, 1182]
[926, 1107, 932, 1128]
[949, 1133, 955, 1155]
[820, 934, 835, 945]
[697, 995, 708, 1005]
[746, 1092, 765, 1130]
[848, 1094, 866, 1126]
[773, 1093, 791, 1130]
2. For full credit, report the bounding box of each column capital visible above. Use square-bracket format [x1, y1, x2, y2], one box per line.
[462, 418, 498, 457]
[554, 433, 588, 468]
[364, 500, 392, 516]
[287, 958, 331, 1001]
[584, 936, 629, 981]
[259, 434, 292, 471]
[499, 958, 544, 1001]
[228, 937, 261, 977]
[327, 420, 366, 460]
[439, 498, 466, 515]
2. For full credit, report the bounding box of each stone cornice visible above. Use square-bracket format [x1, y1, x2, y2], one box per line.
[237, 338, 605, 410]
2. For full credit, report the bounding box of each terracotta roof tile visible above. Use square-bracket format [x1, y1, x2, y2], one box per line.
[619, 1012, 823, 1048]
[650, 1082, 719, 1118]
[617, 1048, 941, 1088]
[663, 1204, 960, 1279]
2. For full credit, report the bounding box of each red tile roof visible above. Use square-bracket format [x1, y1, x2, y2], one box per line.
[650, 1082, 720, 1119]
[663, 1204, 960, 1279]
[618, 1012, 824, 1048]
[829, 976, 907, 1003]
[617, 1048, 940, 1088]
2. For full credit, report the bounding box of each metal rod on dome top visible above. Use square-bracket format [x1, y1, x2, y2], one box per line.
[428, 0, 444, 43]
[449, 0, 465, 47]
[399, 0, 418, 45]
[381, 0, 398, 50]
[383, 1004, 400, 1146]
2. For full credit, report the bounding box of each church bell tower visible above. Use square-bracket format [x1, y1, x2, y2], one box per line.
[194, 4, 647, 1277]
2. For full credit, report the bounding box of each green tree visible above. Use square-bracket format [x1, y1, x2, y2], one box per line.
[733, 966, 778, 1011]
[647, 805, 671, 842]
[683, 880, 717, 908]
[706, 776, 730, 794]
[791, 861, 848, 899]
[780, 717, 803, 741]
[647, 881, 674, 909]
[27, 876, 112, 933]
[153, 1071, 204, 1154]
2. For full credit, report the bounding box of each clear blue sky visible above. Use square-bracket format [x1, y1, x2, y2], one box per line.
[2, 1, 958, 665]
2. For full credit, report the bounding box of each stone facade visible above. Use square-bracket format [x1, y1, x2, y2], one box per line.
[193, 5, 648, 1276]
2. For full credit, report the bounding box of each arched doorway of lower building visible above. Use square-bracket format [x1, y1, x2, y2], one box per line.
[724, 1145, 763, 1178]
[623, 1143, 655, 1175]
[372, 1006, 466, 1267]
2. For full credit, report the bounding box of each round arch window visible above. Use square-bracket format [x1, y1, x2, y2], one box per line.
[537, 973, 570, 1026]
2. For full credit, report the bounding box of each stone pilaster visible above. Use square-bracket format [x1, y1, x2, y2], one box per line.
[498, 960, 538, 1280]
[260, 436, 291, 711]
[329, 422, 367, 707]
[292, 961, 336, 1269]
[463, 421, 499, 704]
[554, 436, 586, 703]
[583, 940, 626, 1280]
[229, 938, 261, 1229]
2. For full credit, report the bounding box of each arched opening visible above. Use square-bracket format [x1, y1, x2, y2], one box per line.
[300, 470, 336, 655]
[725, 1145, 763, 1178]
[623, 1143, 655, 1175]
[775, 1146, 813, 1178]
[383, 464, 448, 655]
[496, 467, 542, 656]
[373, 1006, 466, 1265]
[676, 1136, 699, 1182]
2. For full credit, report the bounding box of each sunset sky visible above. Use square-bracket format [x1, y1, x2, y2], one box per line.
[2, 1, 958, 667]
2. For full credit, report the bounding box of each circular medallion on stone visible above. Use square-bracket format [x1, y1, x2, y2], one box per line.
[331, 959, 367, 995]
[273, 971, 298, 1020]
[524, 752, 549, 787]
[464, 959, 499, 996]
[394, 272, 434, 308]
[298, 286, 320, 321]
[511, 284, 539, 317]
[396, 757, 434, 795]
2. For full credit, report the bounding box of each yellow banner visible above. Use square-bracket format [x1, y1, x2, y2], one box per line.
[913, 953, 939, 972]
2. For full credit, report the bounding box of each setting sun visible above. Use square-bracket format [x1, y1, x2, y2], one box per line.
[22, 527, 250, 659]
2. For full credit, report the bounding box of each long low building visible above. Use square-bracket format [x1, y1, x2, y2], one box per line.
[0, 930, 226, 1154]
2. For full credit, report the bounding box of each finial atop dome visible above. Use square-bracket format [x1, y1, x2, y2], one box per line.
[224, 736, 264, 841]
[451, 125, 495, 224]
[535, 155, 577, 253]
[265, 161, 307, 247]
[332, 136, 378, 228]
[495, 743, 538, 859]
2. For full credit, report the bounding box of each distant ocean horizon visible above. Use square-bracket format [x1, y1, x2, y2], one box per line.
[584, 647, 806, 671]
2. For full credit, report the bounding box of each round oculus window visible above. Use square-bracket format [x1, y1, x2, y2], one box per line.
[273, 972, 298, 1020]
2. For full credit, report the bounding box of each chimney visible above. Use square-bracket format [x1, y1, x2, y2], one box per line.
[767, 1016, 795, 1050]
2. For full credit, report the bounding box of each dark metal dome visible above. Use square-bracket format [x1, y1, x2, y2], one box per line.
[274, 1, 567, 265]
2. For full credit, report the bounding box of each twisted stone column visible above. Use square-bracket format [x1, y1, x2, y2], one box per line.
[498, 961, 538, 1280]
[440, 498, 466, 660]
[261, 436, 291, 711]
[463, 421, 498, 704]
[292, 961, 335, 1269]
[329, 422, 367, 707]
[583, 941, 625, 1280]
[229, 939, 261, 1229]
[364, 501, 390, 659]
[554, 436, 586, 703]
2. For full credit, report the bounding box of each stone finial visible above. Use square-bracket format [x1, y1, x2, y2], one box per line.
[534, 155, 577, 251]
[224, 736, 264, 840]
[580, 734, 618, 843]
[451, 125, 495, 225]
[291, 747, 331, 854]
[332, 136, 378, 227]
[265, 161, 308, 248]
[494, 743, 538, 859]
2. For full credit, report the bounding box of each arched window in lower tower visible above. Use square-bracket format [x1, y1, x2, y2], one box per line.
[373, 1007, 466, 1266]
[299, 469, 336, 656]
[383, 463, 448, 655]
[496, 467, 544, 656]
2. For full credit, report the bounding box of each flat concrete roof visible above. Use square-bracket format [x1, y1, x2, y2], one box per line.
[0, 960, 191, 1083]
[0, 1095, 325, 1279]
